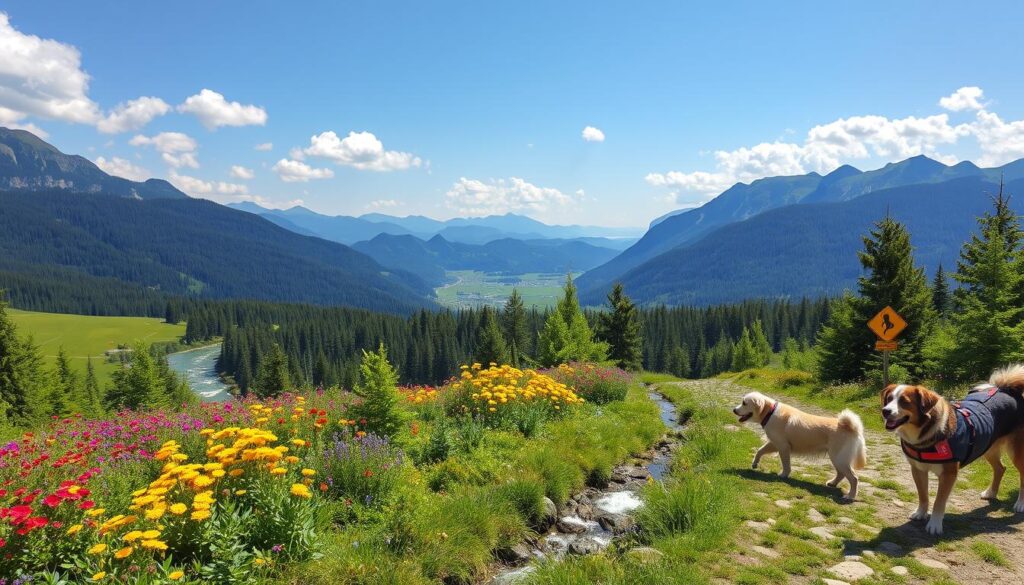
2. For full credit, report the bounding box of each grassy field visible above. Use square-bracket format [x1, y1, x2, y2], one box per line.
[7, 308, 186, 387]
[434, 271, 578, 309]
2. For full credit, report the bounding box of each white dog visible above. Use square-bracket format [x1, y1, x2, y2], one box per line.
[733, 391, 867, 500]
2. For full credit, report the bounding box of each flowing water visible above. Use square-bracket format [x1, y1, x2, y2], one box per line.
[490, 391, 683, 583]
[166, 344, 231, 402]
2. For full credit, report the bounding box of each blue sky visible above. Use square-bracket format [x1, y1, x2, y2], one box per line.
[3, 1, 1024, 227]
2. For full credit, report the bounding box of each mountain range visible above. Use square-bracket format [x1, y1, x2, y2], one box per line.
[577, 154, 1024, 302]
[227, 202, 641, 247]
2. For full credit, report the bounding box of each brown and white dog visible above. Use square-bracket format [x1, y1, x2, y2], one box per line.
[881, 364, 1024, 535]
[734, 391, 867, 500]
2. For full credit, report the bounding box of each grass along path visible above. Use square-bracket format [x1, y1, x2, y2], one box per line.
[663, 377, 1023, 584]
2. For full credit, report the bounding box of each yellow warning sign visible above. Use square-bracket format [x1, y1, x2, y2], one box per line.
[868, 306, 907, 341]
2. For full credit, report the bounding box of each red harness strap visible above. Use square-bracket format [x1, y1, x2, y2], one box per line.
[761, 402, 779, 428]
[902, 439, 954, 461]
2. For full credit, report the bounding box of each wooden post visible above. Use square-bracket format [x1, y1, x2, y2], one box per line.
[882, 349, 890, 387]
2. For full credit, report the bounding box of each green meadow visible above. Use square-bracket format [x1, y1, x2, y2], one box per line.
[434, 270, 576, 309]
[6, 309, 186, 387]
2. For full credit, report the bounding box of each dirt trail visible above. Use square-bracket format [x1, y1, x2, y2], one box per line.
[663, 379, 1024, 585]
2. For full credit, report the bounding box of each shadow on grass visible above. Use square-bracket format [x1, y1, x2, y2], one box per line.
[728, 468, 855, 503]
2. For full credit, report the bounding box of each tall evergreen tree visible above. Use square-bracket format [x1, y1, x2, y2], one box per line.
[50, 346, 76, 416]
[350, 344, 403, 439]
[749, 320, 772, 367]
[731, 328, 758, 371]
[105, 343, 161, 411]
[255, 343, 290, 398]
[474, 307, 509, 365]
[596, 283, 643, 370]
[0, 302, 47, 424]
[537, 275, 607, 366]
[83, 357, 102, 416]
[817, 216, 935, 382]
[932, 264, 951, 317]
[947, 187, 1024, 377]
[501, 289, 530, 366]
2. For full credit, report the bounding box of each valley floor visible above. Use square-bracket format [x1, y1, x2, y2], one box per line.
[661, 378, 1024, 585]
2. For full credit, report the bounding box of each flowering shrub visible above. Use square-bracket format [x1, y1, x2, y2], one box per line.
[317, 430, 405, 508]
[547, 362, 632, 404]
[400, 385, 439, 405]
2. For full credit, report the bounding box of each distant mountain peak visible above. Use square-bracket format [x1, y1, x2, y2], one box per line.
[0, 126, 187, 199]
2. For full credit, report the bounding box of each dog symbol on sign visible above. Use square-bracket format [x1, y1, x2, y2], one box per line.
[882, 313, 895, 334]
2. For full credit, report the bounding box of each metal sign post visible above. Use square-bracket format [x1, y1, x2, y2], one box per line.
[868, 307, 907, 386]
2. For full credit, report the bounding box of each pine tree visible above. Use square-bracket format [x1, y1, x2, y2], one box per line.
[596, 283, 643, 370]
[0, 302, 48, 424]
[50, 346, 76, 416]
[502, 289, 530, 366]
[731, 328, 758, 371]
[83, 357, 102, 416]
[351, 344, 403, 439]
[474, 307, 509, 365]
[750, 320, 772, 366]
[932, 264, 951, 317]
[817, 216, 935, 382]
[947, 187, 1024, 377]
[537, 276, 607, 366]
[255, 343, 290, 398]
[106, 343, 161, 411]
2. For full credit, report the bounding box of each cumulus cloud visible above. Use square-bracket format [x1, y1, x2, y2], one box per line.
[230, 165, 254, 180]
[643, 89, 1024, 205]
[445, 177, 582, 216]
[130, 132, 199, 168]
[96, 96, 170, 133]
[254, 142, 273, 151]
[177, 89, 267, 129]
[582, 126, 605, 142]
[939, 86, 987, 112]
[94, 156, 151, 181]
[301, 130, 422, 171]
[271, 158, 334, 182]
[169, 170, 248, 196]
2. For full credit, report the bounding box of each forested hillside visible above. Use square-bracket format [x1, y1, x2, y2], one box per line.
[0, 191, 434, 314]
[592, 177, 1024, 305]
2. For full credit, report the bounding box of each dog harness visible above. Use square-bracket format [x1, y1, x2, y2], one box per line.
[761, 402, 779, 427]
[901, 384, 1023, 466]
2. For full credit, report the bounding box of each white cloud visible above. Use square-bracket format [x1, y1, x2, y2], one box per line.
[445, 177, 582, 216]
[230, 165, 254, 180]
[235, 194, 305, 210]
[0, 106, 49, 137]
[130, 132, 199, 168]
[0, 12, 100, 125]
[939, 86, 987, 112]
[365, 199, 400, 210]
[94, 156, 151, 181]
[96, 96, 170, 133]
[582, 126, 605, 142]
[177, 89, 267, 129]
[254, 142, 273, 151]
[302, 130, 422, 171]
[969, 110, 1024, 166]
[169, 170, 247, 196]
[271, 158, 334, 182]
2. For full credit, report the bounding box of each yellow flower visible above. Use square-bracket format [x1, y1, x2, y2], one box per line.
[301, 468, 316, 477]
[142, 529, 161, 539]
[270, 467, 287, 476]
[193, 475, 214, 488]
[168, 571, 184, 581]
[191, 509, 211, 521]
[254, 558, 267, 566]
[86, 508, 106, 517]
[141, 539, 168, 551]
[88, 543, 108, 555]
[235, 489, 247, 495]
[67, 524, 83, 535]
[115, 546, 133, 559]
[169, 503, 188, 515]
[91, 572, 106, 581]
[289, 483, 312, 499]
[123, 530, 144, 542]
[145, 507, 166, 520]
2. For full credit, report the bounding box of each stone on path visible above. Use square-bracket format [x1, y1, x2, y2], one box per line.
[807, 508, 826, 523]
[752, 545, 780, 559]
[828, 560, 875, 581]
[822, 580, 852, 585]
[810, 526, 836, 540]
[890, 566, 909, 576]
[745, 520, 770, 532]
[916, 557, 949, 570]
[878, 541, 903, 555]
[774, 499, 792, 509]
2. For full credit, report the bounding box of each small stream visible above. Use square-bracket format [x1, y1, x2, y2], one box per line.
[166, 344, 231, 402]
[490, 390, 683, 584]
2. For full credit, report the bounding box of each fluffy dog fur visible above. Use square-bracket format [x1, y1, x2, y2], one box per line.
[881, 364, 1024, 535]
[733, 391, 867, 500]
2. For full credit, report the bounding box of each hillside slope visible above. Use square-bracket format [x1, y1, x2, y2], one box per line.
[602, 177, 1024, 305]
[0, 191, 434, 313]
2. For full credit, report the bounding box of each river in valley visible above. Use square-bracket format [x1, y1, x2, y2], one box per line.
[166, 344, 231, 402]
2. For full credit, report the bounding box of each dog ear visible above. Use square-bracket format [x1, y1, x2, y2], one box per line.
[914, 387, 940, 417]
[880, 384, 898, 406]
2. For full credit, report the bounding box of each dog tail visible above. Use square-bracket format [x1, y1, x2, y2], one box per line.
[838, 409, 867, 470]
[990, 364, 1024, 394]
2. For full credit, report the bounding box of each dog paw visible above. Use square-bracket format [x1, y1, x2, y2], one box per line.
[751, 461, 759, 470]
[909, 509, 930, 521]
[840, 495, 856, 503]
[778, 471, 790, 479]
[826, 479, 841, 488]
[980, 488, 998, 500]
[1013, 499, 1024, 513]
[925, 517, 944, 535]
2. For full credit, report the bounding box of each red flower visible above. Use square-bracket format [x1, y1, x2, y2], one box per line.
[79, 500, 96, 510]
[42, 494, 62, 507]
[6, 505, 32, 522]
[363, 469, 373, 478]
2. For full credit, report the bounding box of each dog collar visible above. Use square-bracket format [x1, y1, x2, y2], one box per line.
[761, 402, 779, 427]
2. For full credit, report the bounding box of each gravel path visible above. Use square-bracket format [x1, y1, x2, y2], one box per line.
[662, 378, 1024, 585]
